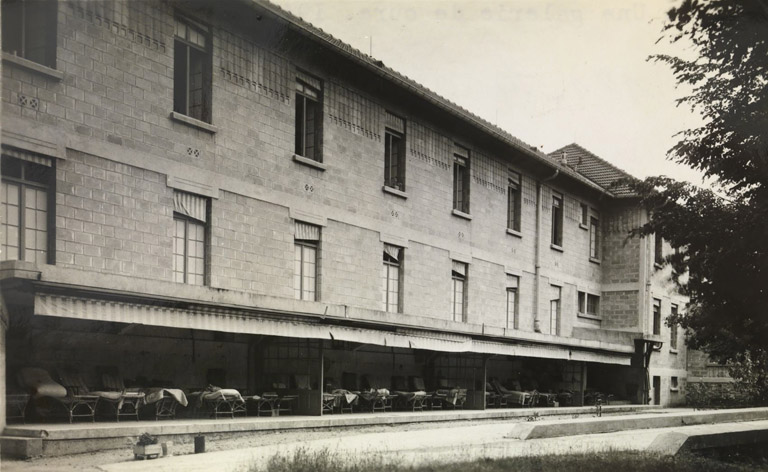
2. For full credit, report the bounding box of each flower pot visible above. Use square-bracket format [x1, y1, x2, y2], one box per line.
[134, 443, 162, 460]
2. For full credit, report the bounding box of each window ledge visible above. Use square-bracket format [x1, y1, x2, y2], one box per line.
[589, 257, 601, 265]
[670, 387, 680, 392]
[382, 186, 408, 199]
[550, 244, 564, 252]
[2, 53, 63, 80]
[506, 228, 522, 238]
[169, 111, 219, 134]
[577, 312, 602, 322]
[293, 154, 327, 171]
[451, 209, 472, 220]
[670, 348, 679, 354]
[579, 223, 588, 230]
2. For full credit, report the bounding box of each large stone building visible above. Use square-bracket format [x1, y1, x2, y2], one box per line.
[0, 0, 689, 428]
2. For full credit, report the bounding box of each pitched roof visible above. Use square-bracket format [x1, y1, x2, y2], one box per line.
[246, 0, 614, 197]
[548, 144, 638, 197]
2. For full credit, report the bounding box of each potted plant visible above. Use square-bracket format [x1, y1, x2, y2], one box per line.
[134, 432, 162, 460]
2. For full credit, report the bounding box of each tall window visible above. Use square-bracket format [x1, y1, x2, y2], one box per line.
[652, 298, 661, 335]
[384, 112, 406, 191]
[382, 244, 402, 312]
[452, 261, 467, 322]
[507, 170, 521, 232]
[670, 304, 679, 350]
[506, 275, 519, 329]
[549, 285, 561, 335]
[172, 191, 208, 285]
[174, 16, 212, 123]
[589, 216, 600, 259]
[654, 234, 663, 265]
[580, 203, 588, 226]
[294, 221, 320, 301]
[551, 193, 563, 247]
[1, 153, 54, 265]
[295, 79, 322, 162]
[2, 0, 57, 68]
[453, 145, 470, 214]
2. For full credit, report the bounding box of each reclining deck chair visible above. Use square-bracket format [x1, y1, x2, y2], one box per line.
[190, 386, 246, 419]
[359, 375, 395, 412]
[17, 367, 69, 422]
[491, 379, 535, 408]
[391, 376, 428, 412]
[100, 368, 145, 421]
[57, 369, 125, 423]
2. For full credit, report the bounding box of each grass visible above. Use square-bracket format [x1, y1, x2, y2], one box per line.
[255, 448, 767, 472]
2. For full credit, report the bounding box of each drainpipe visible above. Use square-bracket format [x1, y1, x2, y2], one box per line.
[533, 169, 560, 332]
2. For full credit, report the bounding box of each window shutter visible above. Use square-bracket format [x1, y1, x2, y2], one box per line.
[383, 243, 401, 262]
[295, 221, 320, 241]
[385, 112, 405, 133]
[452, 261, 466, 276]
[173, 190, 207, 222]
[2, 147, 53, 167]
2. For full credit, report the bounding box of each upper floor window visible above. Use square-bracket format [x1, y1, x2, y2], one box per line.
[452, 145, 470, 214]
[2, 0, 57, 68]
[384, 112, 406, 191]
[507, 170, 521, 232]
[295, 78, 322, 162]
[654, 234, 663, 266]
[589, 216, 600, 259]
[382, 244, 402, 312]
[652, 298, 661, 335]
[172, 190, 208, 285]
[670, 304, 679, 350]
[174, 15, 212, 123]
[1, 152, 54, 265]
[551, 192, 563, 247]
[452, 261, 467, 322]
[549, 285, 561, 335]
[506, 275, 519, 329]
[578, 291, 600, 317]
[294, 221, 320, 301]
[580, 203, 588, 226]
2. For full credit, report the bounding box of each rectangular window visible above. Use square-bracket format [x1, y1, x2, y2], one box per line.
[670, 304, 679, 350]
[577, 291, 600, 317]
[294, 221, 320, 301]
[580, 203, 588, 226]
[589, 216, 600, 259]
[172, 191, 208, 286]
[654, 234, 663, 265]
[506, 275, 519, 329]
[652, 298, 661, 335]
[453, 145, 470, 214]
[2, 0, 57, 68]
[549, 285, 561, 336]
[551, 193, 563, 247]
[507, 170, 521, 232]
[1, 153, 54, 265]
[671, 376, 679, 390]
[295, 79, 322, 162]
[174, 15, 212, 123]
[382, 244, 402, 312]
[384, 112, 406, 191]
[452, 261, 467, 322]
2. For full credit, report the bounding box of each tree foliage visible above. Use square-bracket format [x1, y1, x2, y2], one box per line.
[630, 0, 768, 375]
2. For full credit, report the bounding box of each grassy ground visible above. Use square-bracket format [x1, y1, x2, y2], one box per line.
[260, 448, 768, 472]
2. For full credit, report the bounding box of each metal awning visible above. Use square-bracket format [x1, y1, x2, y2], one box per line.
[34, 293, 631, 365]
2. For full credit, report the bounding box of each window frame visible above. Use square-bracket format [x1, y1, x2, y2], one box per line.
[589, 215, 600, 260]
[294, 239, 319, 301]
[452, 145, 470, 214]
[2, 0, 58, 69]
[295, 79, 323, 162]
[670, 304, 679, 351]
[506, 285, 518, 329]
[579, 203, 589, 228]
[652, 298, 662, 336]
[654, 234, 663, 266]
[382, 247, 403, 313]
[172, 213, 207, 286]
[551, 192, 563, 248]
[549, 285, 561, 336]
[384, 127, 405, 191]
[1, 155, 55, 265]
[507, 170, 521, 232]
[173, 14, 212, 123]
[452, 262, 467, 322]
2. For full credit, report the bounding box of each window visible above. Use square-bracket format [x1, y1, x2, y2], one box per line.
[453, 145, 470, 214]
[2, 0, 57, 68]
[295, 79, 322, 162]
[589, 216, 600, 259]
[1, 152, 54, 265]
[551, 193, 563, 247]
[506, 275, 519, 329]
[670, 304, 679, 350]
[652, 298, 661, 335]
[670, 376, 679, 391]
[578, 291, 600, 317]
[654, 234, 663, 265]
[384, 112, 406, 191]
[174, 16, 212, 123]
[382, 244, 402, 312]
[294, 221, 320, 301]
[549, 285, 561, 335]
[580, 203, 588, 226]
[452, 261, 467, 322]
[507, 170, 521, 232]
[172, 191, 208, 285]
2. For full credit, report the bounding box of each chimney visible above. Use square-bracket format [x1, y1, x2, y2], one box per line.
[560, 151, 568, 166]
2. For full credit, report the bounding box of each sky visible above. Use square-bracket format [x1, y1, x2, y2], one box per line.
[272, 0, 707, 185]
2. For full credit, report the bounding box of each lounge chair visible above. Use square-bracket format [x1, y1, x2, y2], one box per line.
[358, 375, 396, 412]
[189, 385, 246, 419]
[391, 376, 428, 412]
[57, 369, 125, 423]
[99, 368, 146, 421]
[322, 377, 358, 414]
[429, 379, 465, 410]
[491, 379, 536, 408]
[142, 388, 189, 420]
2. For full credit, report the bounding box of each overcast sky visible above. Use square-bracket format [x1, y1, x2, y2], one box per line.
[273, 0, 708, 185]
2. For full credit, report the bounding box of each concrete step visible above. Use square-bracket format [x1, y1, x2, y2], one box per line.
[647, 419, 768, 455]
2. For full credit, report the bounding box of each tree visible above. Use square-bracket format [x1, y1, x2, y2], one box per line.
[631, 0, 768, 400]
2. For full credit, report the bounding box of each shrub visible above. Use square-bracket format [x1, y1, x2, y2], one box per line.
[685, 382, 752, 409]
